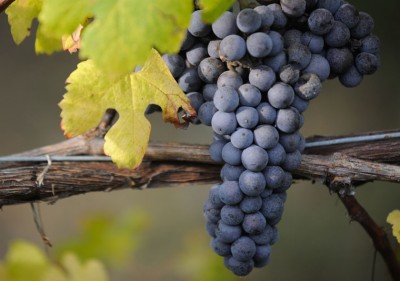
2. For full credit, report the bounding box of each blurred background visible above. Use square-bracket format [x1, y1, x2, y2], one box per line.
[0, 0, 400, 280]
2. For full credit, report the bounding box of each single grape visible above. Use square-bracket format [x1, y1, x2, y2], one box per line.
[212, 111, 237, 135]
[276, 107, 301, 133]
[198, 57, 226, 83]
[214, 86, 240, 112]
[231, 236, 257, 262]
[267, 143, 286, 165]
[253, 245, 272, 268]
[249, 65, 276, 91]
[253, 125, 280, 149]
[267, 31, 285, 56]
[334, 3, 360, 29]
[219, 35, 247, 61]
[162, 54, 185, 78]
[268, 82, 295, 109]
[178, 68, 203, 92]
[227, 257, 254, 276]
[236, 106, 259, 129]
[203, 200, 221, 223]
[216, 223, 242, 243]
[221, 164, 246, 181]
[222, 142, 243, 166]
[246, 32, 273, 58]
[212, 11, 238, 39]
[261, 194, 285, 223]
[208, 184, 224, 208]
[355, 52, 379, 75]
[302, 54, 330, 81]
[254, 5, 275, 28]
[202, 83, 218, 101]
[241, 145, 269, 172]
[240, 196, 263, 213]
[263, 51, 287, 73]
[291, 94, 309, 113]
[263, 166, 285, 189]
[317, 0, 341, 14]
[221, 205, 245, 226]
[209, 139, 227, 162]
[326, 47, 353, 74]
[350, 12, 374, 39]
[308, 8, 334, 35]
[339, 65, 363, 87]
[359, 34, 380, 54]
[324, 20, 350, 47]
[257, 102, 277, 125]
[265, 3, 288, 29]
[219, 181, 244, 205]
[231, 128, 254, 149]
[206, 221, 217, 237]
[186, 92, 204, 111]
[279, 64, 300, 84]
[188, 10, 211, 37]
[250, 224, 276, 245]
[198, 101, 217, 126]
[294, 73, 322, 100]
[281, 0, 306, 17]
[211, 238, 231, 256]
[237, 8, 262, 33]
[238, 84, 262, 107]
[242, 212, 267, 235]
[287, 43, 312, 70]
[279, 131, 302, 152]
[186, 44, 208, 66]
[282, 150, 302, 171]
[239, 170, 266, 196]
[217, 70, 244, 90]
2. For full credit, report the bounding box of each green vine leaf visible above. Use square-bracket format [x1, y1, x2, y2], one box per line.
[5, 0, 43, 44]
[80, 0, 193, 74]
[5, 240, 50, 281]
[387, 210, 400, 244]
[198, 0, 236, 22]
[60, 49, 195, 169]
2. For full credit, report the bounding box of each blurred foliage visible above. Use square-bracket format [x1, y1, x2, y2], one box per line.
[387, 210, 400, 244]
[175, 230, 238, 281]
[54, 209, 150, 266]
[0, 241, 109, 281]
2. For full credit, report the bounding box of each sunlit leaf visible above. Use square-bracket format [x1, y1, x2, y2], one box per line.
[387, 210, 400, 244]
[5, 240, 49, 281]
[5, 0, 43, 44]
[80, 0, 193, 74]
[60, 49, 195, 168]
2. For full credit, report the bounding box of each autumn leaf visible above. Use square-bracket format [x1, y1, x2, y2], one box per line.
[198, 0, 236, 22]
[59, 49, 195, 169]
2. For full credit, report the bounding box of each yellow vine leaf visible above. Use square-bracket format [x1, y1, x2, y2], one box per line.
[60, 49, 195, 169]
[38, 0, 93, 38]
[387, 210, 400, 244]
[5, 0, 43, 44]
[80, 0, 193, 74]
[198, 0, 236, 22]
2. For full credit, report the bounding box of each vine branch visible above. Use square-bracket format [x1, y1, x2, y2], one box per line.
[339, 194, 400, 281]
[1, 129, 399, 279]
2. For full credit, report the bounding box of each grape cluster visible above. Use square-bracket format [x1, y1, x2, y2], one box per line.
[161, 0, 380, 276]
